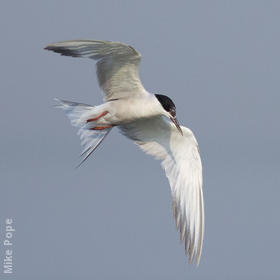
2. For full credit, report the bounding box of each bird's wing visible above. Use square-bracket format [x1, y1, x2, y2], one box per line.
[45, 40, 148, 100]
[119, 117, 204, 265]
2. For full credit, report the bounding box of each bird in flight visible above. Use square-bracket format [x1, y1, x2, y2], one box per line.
[45, 40, 204, 265]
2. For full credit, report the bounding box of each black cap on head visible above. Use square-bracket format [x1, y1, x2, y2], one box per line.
[155, 94, 183, 135]
[155, 94, 176, 117]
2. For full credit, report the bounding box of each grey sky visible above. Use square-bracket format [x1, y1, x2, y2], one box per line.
[0, 1, 279, 279]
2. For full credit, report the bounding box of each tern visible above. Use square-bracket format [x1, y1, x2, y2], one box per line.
[45, 40, 204, 265]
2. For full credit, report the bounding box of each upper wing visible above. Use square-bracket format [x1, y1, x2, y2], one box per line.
[45, 40, 148, 100]
[120, 117, 204, 265]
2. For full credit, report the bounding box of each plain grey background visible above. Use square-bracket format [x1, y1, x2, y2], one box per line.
[0, 1, 279, 279]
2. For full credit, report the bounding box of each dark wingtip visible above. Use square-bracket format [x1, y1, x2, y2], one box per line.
[44, 45, 80, 57]
[44, 45, 58, 52]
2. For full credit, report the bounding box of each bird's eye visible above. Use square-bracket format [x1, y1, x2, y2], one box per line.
[170, 108, 176, 118]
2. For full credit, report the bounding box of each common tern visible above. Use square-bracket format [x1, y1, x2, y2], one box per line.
[45, 40, 204, 265]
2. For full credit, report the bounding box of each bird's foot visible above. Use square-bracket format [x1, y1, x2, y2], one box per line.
[91, 125, 113, 130]
[87, 111, 109, 122]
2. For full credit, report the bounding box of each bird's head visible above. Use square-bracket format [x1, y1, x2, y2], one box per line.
[155, 94, 183, 136]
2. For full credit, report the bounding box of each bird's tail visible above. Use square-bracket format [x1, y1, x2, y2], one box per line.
[54, 98, 112, 166]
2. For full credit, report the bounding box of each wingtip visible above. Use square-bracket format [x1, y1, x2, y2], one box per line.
[186, 254, 201, 267]
[44, 44, 80, 57]
[44, 44, 58, 52]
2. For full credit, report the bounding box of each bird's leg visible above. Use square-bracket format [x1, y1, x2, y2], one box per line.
[91, 125, 113, 130]
[87, 111, 113, 130]
[87, 111, 109, 123]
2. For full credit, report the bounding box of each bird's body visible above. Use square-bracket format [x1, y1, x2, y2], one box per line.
[45, 40, 204, 265]
[92, 94, 166, 125]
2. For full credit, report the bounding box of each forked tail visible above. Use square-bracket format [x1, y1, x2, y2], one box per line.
[54, 98, 112, 166]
